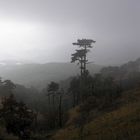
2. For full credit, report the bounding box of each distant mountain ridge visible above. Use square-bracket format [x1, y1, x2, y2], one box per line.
[101, 57, 140, 78]
[0, 59, 34, 66]
[0, 62, 102, 89]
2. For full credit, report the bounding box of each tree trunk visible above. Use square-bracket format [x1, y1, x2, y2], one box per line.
[58, 95, 62, 128]
[83, 45, 87, 76]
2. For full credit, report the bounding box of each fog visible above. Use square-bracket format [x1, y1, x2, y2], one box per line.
[0, 0, 140, 65]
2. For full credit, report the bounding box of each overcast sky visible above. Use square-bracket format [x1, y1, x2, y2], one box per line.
[0, 0, 140, 65]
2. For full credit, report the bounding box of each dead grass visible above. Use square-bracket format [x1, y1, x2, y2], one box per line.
[53, 88, 140, 140]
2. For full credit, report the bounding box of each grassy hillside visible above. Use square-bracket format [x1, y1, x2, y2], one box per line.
[52, 88, 140, 140]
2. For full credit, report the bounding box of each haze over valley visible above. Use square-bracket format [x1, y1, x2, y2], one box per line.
[0, 0, 140, 140]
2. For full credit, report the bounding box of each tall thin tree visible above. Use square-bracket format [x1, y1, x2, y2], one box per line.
[71, 39, 96, 77]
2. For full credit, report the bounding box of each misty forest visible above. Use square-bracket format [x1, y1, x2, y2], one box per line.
[0, 0, 140, 140]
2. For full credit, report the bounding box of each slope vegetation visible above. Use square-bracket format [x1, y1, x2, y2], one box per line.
[53, 88, 140, 140]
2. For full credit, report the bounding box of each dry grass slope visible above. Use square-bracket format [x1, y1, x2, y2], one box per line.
[53, 88, 140, 140]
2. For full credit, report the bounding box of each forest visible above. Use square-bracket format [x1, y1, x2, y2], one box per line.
[0, 0, 140, 139]
[0, 39, 140, 140]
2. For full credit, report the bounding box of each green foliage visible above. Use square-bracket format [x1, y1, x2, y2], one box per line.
[68, 77, 80, 106]
[0, 79, 16, 96]
[41, 82, 66, 130]
[69, 74, 121, 108]
[100, 58, 140, 91]
[93, 74, 121, 99]
[47, 81, 59, 94]
[0, 94, 35, 140]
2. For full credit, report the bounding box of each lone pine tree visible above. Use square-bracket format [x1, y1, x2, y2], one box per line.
[70, 39, 96, 103]
[71, 39, 96, 77]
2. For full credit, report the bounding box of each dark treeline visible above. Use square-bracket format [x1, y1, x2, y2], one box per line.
[0, 39, 140, 140]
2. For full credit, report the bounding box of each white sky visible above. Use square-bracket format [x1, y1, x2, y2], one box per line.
[0, 0, 140, 65]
